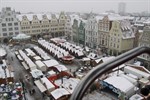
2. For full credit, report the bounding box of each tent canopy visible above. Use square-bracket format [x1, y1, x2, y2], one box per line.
[13, 33, 31, 40]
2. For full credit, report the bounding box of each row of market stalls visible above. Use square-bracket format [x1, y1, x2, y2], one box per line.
[15, 45, 81, 99]
[0, 60, 14, 84]
[50, 38, 85, 59]
[38, 39, 75, 64]
[99, 64, 150, 100]
[58, 41, 85, 59]
[0, 48, 24, 99]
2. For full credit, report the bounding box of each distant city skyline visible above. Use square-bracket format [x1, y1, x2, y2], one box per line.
[0, 0, 149, 14]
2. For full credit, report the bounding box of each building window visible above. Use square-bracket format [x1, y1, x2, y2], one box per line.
[2, 28, 7, 32]
[3, 33, 7, 36]
[11, 18, 14, 21]
[9, 32, 13, 35]
[2, 23, 6, 27]
[117, 45, 119, 48]
[8, 23, 12, 26]
[14, 27, 18, 30]
[14, 22, 18, 26]
[6, 18, 8, 21]
[15, 32, 19, 35]
[110, 43, 112, 47]
[114, 44, 115, 47]
[9, 28, 13, 31]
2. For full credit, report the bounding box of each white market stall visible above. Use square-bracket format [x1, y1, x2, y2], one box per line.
[102, 76, 136, 97]
[35, 60, 47, 72]
[53, 64, 68, 72]
[43, 60, 59, 68]
[12, 33, 31, 41]
[54, 78, 80, 94]
[51, 88, 70, 100]
[30, 69, 44, 79]
[34, 77, 55, 94]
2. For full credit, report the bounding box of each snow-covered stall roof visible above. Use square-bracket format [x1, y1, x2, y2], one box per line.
[40, 77, 55, 91]
[51, 88, 70, 100]
[33, 46, 50, 60]
[47, 70, 56, 76]
[30, 69, 44, 79]
[101, 56, 115, 63]
[54, 78, 80, 94]
[35, 60, 45, 68]
[25, 48, 36, 57]
[104, 76, 135, 94]
[54, 64, 68, 72]
[43, 59, 59, 67]
[34, 80, 47, 92]
[124, 66, 150, 79]
[87, 53, 98, 59]
[18, 50, 37, 70]
[0, 60, 14, 78]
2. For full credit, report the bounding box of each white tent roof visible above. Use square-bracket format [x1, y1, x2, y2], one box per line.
[51, 88, 70, 99]
[30, 69, 44, 78]
[104, 76, 135, 93]
[34, 80, 47, 93]
[124, 66, 150, 79]
[40, 77, 55, 90]
[54, 78, 80, 94]
[13, 33, 31, 40]
[0, 60, 14, 78]
[54, 64, 68, 72]
[43, 59, 59, 67]
[35, 60, 45, 68]
[101, 56, 115, 62]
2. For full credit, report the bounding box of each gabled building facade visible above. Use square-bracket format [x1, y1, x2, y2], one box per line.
[58, 12, 66, 37]
[0, 7, 20, 43]
[98, 15, 112, 53]
[109, 20, 135, 56]
[65, 15, 72, 41]
[78, 20, 86, 45]
[85, 14, 98, 49]
[72, 19, 79, 43]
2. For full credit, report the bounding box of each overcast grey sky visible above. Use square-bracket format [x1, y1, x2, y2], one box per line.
[0, 0, 149, 13]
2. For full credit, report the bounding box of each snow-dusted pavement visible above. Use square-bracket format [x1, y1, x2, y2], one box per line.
[83, 91, 116, 100]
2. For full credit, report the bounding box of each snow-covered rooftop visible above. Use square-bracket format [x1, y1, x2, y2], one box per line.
[30, 69, 44, 79]
[54, 78, 80, 94]
[104, 76, 135, 93]
[43, 59, 59, 67]
[51, 88, 70, 99]
[17, 13, 52, 21]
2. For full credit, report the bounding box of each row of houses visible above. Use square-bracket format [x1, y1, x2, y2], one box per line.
[71, 13, 150, 69]
[0, 7, 149, 69]
[0, 7, 72, 43]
